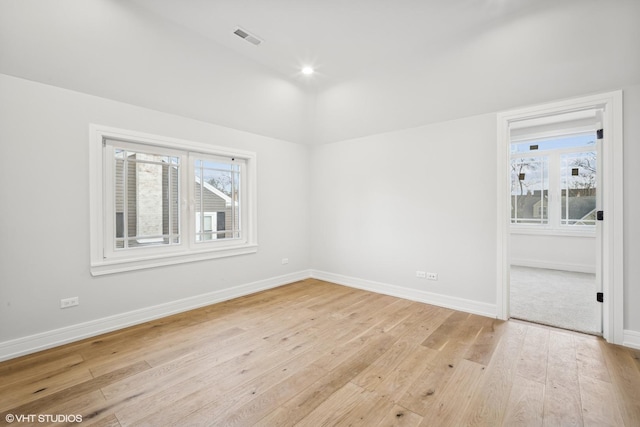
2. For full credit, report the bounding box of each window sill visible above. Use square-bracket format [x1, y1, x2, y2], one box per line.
[90, 244, 258, 276]
[510, 227, 595, 238]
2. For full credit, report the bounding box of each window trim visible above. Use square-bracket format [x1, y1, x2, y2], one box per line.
[90, 124, 258, 276]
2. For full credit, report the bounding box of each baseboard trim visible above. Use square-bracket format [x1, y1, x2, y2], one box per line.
[310, 270, 497, 319]
[510, 259, 595, 274]
[0, 270, 311, 362]
[5, 268, 632, 361]
[623, 329, 640, 350]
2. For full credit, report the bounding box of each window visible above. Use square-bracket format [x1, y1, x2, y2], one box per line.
[108, 144, 182, 252]
[90, 125, 257, 275]
[510, 156, 549, 224]
[193, 158, 241, 242]
[560, 151, 597, 226]
[510, 133, 596, 232]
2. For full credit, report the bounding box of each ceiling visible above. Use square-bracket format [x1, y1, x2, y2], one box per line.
[129, 0, 559, 88]
[3, 0, 635, 144]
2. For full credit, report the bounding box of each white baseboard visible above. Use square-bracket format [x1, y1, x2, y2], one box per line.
[0, 270, 311, 362]
[5, 268, 632, 362]
[510, 259, 595, 274]
[623, 329, 640, 350]
[310, 270, 497, 319]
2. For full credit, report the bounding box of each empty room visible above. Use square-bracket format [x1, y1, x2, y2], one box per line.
[1, 0, 640, 425]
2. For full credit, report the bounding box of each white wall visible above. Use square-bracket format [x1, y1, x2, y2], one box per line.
[0, 0, 314, 145]
[0, 75, 310, 355]
[310, 84, 640, 344]
[623, 85, 640, 338]
[310, 113, 498, 313]
[314, 0, 640, 144]
[510, 234, 596, 273]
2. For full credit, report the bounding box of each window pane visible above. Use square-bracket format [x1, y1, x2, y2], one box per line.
[511, 157, 549, 224]
[136, 159, 164, 238]
[561, 151, 596, 226]
[166, 164, 180, 238]
[511, 133, 596, 154]
[194, 158, 241, 243]
[204, 216, 213, 231]
[114, 150, 180, 248]
[115, 156, 125, 238]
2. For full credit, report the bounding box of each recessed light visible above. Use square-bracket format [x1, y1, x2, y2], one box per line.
[301, 66, 314, 75]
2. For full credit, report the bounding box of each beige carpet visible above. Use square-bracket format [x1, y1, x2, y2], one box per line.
[510, 266, 600, 335]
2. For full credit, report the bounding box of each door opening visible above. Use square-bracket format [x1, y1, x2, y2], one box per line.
[496, 91, 624, 344]
[507, 120, 601, 334]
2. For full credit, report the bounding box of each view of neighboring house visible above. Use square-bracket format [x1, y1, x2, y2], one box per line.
[115, 152, 235, 246]
[194, 176, 235, 241]
[511, 189, 596, 225]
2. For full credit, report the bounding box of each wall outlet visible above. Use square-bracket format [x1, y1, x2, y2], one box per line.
[60, 297, 79, 309]
[426, 272, 438, 280]
[416, 271, 426, 278]
[281, 258, 289, 265]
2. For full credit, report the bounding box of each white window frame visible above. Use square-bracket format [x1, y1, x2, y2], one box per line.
[510, 132, 598, 238]
[103, 141, 186, 260]
[90, 125, 258, 276]
[190, 153, 245, 247]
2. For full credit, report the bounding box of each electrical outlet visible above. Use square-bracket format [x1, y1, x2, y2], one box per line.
[281, 258, 289, 265]
[416, 271, 426, 278]
[60, 297, 79, 309]
[426, 272, 438, 280]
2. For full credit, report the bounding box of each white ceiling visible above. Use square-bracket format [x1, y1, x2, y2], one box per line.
[129, 0, 559, 88]
[2, 0, 636, 144]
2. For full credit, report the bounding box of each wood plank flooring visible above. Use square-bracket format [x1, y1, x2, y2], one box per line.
[1, 279, 639, 426]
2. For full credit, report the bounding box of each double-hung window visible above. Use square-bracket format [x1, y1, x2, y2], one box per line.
[90, 125, 257, 275]
[510, 132, 597, 233]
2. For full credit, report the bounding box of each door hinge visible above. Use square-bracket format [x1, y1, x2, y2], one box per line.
[597, 210, 604, 221]
[597, 129, 604, 139]
[596, 292, 604, 303]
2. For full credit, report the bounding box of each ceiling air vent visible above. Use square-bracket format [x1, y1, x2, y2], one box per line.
[233, 27, 263, 46]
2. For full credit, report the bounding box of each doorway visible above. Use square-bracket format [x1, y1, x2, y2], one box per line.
[496, 91, 624, 344]
[508, 122, 601, 334]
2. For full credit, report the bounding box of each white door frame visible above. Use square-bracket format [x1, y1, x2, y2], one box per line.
[496, 91, 624, 345]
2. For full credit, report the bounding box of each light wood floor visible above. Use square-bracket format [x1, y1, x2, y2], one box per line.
[1, 279, 639, 426]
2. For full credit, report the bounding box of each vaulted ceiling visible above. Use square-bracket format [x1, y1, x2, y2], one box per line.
[128, 0, 558, 88]
[1, 0, 638, 144]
